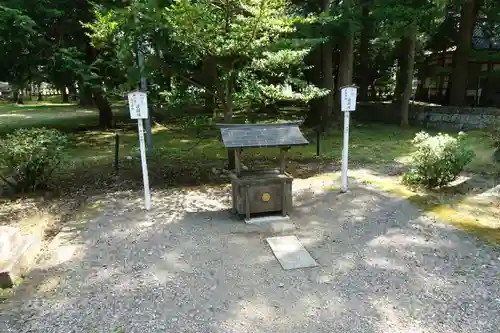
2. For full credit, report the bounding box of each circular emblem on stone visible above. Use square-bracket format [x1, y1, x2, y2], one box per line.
[261, 192, 271, 202]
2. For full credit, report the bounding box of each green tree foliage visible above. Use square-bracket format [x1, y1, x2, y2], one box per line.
[0, 0, 118, 125]
[1, 0, 500, 137]
[89, 0, 327, 123]
[0, 3, 40, 100]
[372, 0, 447, 126]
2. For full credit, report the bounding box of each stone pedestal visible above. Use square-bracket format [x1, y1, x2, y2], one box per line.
[0, 226, 42, 288]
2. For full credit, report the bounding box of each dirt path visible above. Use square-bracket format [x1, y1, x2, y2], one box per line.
[1, 176, 499, 333]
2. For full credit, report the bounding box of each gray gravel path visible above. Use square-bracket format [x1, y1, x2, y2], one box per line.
[1, 177, 499, 333]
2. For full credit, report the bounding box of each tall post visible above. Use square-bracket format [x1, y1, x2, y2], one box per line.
[316, 128, 320, 157]
[137, 119, 151, 210]
[114, 133, 120, 173]
[136, 16, 153, 153]
[128, 91, 152, 210]
[340, 85, 358, 193]
[341, 111, 350, 192]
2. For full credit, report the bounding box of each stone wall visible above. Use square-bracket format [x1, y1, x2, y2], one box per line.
[353, 102, 500, 130]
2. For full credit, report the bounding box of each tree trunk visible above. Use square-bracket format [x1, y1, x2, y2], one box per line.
[14, 90, 24, 104]
[216, 70, 236, 170]
[321, 39, 335, 126]
[337, 32, 354, 111]
[202, 57, 217, 115]
[68, 84, 77, 101]
[320, 0, 334, 126]
[396, 29, 417, 127]
[37, 84, 43, 101]
[337, 0, 355, 117]
[393, 40, 406, 107]
[92, 88, 113, 128]
[225, 74, 235, 170]
[358, 3, 371, 101]
[79, 83, 94, 107]
[304, 46, 323, 128]
[61, 87, 69, 103]
[449, 0, 483, 106]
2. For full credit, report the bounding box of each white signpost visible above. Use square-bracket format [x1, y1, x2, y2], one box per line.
[340, 85, 358, 193]
[127, 91, 151, 210]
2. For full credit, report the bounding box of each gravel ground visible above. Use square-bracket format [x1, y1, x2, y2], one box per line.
[1, 176, 499, 333]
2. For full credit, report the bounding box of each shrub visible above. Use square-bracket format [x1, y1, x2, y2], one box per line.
[0, 128, 67, 191]
[402, 131, 475, 188]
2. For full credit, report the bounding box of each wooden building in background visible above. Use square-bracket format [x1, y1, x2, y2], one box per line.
[416, 21, 500, 107]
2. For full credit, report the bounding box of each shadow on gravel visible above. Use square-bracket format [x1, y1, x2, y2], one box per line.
[1, 183, 499, 333]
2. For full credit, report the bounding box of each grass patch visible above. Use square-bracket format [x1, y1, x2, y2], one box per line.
[56, 121, 500, 191]
[59, 123, 418, 184]
[2, 101, 496, 177]
[463, 130, 500, 174]
[0, 101, 128, 135]
[1, 101, 498, 235]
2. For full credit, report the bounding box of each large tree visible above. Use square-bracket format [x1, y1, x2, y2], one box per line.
[336, 0, 355, 115]
[449, 0, 484, 106]
[89, 0, 327, 167]
[0, 2, 47, 103]
[0, 0, 117, 126]
[374, 0, 447, 126]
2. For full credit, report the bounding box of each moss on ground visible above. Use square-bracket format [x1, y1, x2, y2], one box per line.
[356, 173, 500, 245]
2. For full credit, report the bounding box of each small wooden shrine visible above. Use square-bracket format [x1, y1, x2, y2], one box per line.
[217, 122, 309, 220]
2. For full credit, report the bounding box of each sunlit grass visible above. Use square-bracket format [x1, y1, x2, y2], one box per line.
[0, 101, 128, 135]
[1, 99, 498, 243]
[64, 122, 499, 176]
[464, 130, 500, 174]
[1, 99, 497, 177]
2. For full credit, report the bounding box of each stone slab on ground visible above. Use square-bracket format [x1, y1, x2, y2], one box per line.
[245, 214, 290, 225]
[0, 234, 42, 288]
[1, 179, 499, 333]
[0, 227, 22, 262]
[266, 235, 318, 270]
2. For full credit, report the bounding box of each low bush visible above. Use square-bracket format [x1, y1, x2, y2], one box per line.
[0, 128, 67, 192]
[402, 131, 475, 188]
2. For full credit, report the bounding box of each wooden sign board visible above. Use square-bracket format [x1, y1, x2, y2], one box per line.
[127, 90, 151, 210]
[340, 86, 358, 112]
[127, 91, 148, 119]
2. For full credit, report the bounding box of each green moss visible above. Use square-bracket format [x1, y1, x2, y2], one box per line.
[332, 173, 500, 245]
[0, 277, 24, 302]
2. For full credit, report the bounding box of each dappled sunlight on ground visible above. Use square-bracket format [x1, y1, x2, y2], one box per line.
[1, 103, 499, 331]
[1, 178, 499, 332]
[0, 113, 32, 119]
[0, 101, 129, 135]
[342, 168, 500, 244]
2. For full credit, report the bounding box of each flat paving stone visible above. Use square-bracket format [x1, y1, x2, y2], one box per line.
[266, 235, 318, 270]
